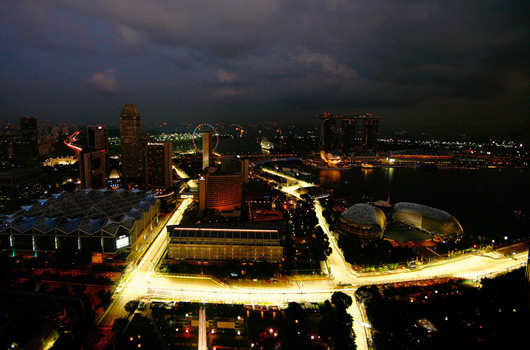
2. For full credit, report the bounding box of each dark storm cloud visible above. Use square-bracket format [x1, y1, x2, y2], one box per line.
[0, 0, 528, 137]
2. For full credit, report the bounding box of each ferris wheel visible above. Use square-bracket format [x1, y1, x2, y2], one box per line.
[192, 123, 219, 153]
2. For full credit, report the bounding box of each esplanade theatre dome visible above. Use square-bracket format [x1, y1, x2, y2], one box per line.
[391, 202, 463, 240]
[337, 203, 386, 240]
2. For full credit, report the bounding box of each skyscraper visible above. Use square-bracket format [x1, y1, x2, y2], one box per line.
[319, 118, 337, 151]
[341, 119, 357, 153]
[79, 149, 107, 189]
[363, 115, 380, 151]
[120, 104, 143, 182]
[144, 141, 173, 189]
[16, 116, 39, 167]
[87, 125, 109, 151]
[202, 131, 212, 170]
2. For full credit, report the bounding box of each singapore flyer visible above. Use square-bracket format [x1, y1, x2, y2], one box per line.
[192, 123, 219, 153]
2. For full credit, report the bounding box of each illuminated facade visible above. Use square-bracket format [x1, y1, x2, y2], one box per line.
[144, 141, 173, 189]
[167, 226, 283, 262]
[120, 104, 143, 181]
[199, 172, 242, 211]
[391, 202, 463, 240]
[337, 203, 386, 240]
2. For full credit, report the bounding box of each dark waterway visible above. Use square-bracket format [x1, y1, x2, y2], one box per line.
[262, 161, 529, 240]
[316, 166, 530, 240]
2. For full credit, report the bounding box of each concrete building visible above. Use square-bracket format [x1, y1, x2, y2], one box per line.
[144, 141, 173, 189]
[199, 171, 243, 211]
[79, 149, 107, 189]
[167, 226, 283, 262]
[87, 125, 109, 151]
[120, 104, 143, 182]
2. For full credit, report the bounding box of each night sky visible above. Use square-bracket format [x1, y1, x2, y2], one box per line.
[1, 1, 529, 138]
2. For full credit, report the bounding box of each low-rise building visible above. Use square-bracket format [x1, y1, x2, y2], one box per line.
[167, 225, 283, 262]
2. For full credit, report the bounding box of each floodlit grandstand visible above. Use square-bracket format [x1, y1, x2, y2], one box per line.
[0, 189, 159, 253]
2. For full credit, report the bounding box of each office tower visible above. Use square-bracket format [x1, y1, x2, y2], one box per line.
[363, 116, 380, 150]
[79, 149, 107, 189]
[202, 131, 212, 170]
[199, 172, 242, 211]
[144, 141, 173, 189]
[341, 119, 357, 153]
[241, 157, 249, 184]
[87, 124, 109, 180]
[319, 118, 337, 151]
[87, 125, 109, 151]
[120, 104, 143, 181]
[16, 116, 39, 167]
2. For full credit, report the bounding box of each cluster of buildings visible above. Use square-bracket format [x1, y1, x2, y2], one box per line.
[317, 113, 380, 153]
[75, 104, 174, 190]
[315, 113, 380, 167]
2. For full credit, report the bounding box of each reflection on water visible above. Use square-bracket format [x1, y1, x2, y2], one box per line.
[319, 169, 342, 186]
[362, 168, 373, 179]
[314, 165, 530, 239]
[384, 167, 394, 183]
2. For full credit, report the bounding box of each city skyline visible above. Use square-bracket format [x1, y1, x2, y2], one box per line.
[0, 1, 529, 140]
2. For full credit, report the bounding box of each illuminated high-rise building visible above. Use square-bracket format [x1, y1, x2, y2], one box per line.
[144, 141, 173, 189]
[199, 172, 242, 211]
[202, 131, 212, 170]
[363, 115, 380, 150]
[119, 104, 143, 181]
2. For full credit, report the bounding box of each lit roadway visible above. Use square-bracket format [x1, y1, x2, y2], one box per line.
[98, 168, 528, 350]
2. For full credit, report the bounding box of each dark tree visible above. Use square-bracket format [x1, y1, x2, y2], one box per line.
[124, 300, 139, 314]
[72, 284, 86, 296]
[332, 291, 353, 309]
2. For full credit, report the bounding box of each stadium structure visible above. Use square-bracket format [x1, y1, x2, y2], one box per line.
[0, 189, 159, 254]
[337, 203, 387, 240]
[391, 202, 463, 240]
